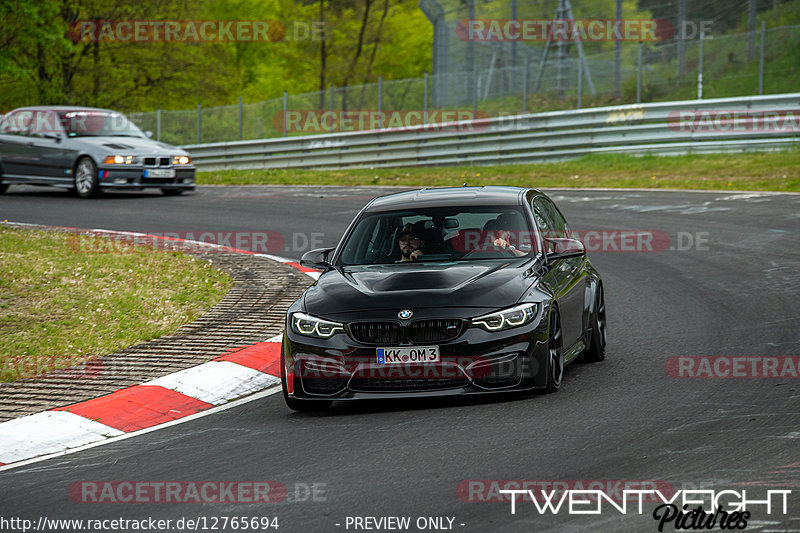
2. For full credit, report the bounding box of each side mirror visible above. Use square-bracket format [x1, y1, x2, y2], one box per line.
[300, 247, 335, 270]
[545, 237, 585, 259]
[145, 130, 154, 138]
[43, 132, 62, 143]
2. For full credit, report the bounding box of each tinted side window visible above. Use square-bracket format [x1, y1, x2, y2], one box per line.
[541, 197, 569, 237]
[533, 197, 566, 239]
[531, 199, 551, 234]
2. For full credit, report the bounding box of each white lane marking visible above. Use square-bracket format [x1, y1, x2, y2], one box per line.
[716, 192, 780, 201]
[144, 361, 279, 406]
[0, 387, 281, 472]
[0, 411, 124, 464]
[266, 334, 283, 343]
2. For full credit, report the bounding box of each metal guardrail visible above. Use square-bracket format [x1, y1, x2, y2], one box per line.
[184, 93, 800, 171]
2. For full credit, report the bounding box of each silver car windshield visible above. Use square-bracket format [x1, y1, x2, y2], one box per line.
[58, 111, 145, 138]
[338, 206, 541, 266]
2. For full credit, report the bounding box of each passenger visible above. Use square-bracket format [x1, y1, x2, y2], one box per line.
[484, 217, 526, 257]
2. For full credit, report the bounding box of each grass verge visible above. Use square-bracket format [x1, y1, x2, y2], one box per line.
[197, 150, 800, 192]
[0, 226, 234, 382]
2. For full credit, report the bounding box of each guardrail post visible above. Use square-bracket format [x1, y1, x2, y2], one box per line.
[378, 76, 383, 128]
[472, 64, 478, 117]
[522, 55, 529, 114]
[283, 91, 288, 137]
[677, 0, 685, 81]
[328, 84, 334, 134]
[697, 31, 704, 99]
[636, 42, 642, 104]
[238, 96, 243, 141]
[156, 107, 161, 142]
[424, 71, 429, 124]
[522, 54, 531, 115]
[197, 103, 201, 144]
[758, 21, 766, 95]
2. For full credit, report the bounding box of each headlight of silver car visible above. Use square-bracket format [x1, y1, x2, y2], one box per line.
[471, 303, 537, 331]
[103, 155, 139, 165]
[291, 312, 344, 338]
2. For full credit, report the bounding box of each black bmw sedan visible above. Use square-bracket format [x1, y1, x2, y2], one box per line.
[281, 186, 606, 411]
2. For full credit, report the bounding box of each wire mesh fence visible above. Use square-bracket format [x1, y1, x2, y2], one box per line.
[128, 23, 800, 146]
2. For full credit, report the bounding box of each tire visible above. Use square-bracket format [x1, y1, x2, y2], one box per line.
[161, 188, 184, 196]
[583, 284, 607, 362]
[281, 345, 333, 412]
[544, 310, 563, 393]
[74, 157, 100, 198]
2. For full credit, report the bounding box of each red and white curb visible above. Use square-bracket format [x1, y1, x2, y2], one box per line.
[0, 224, 319, 469]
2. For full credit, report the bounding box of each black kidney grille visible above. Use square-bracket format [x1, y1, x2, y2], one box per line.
[348, 320, 463, 344]
[410, 319, 462, 343]
[348, 322, 402, 344]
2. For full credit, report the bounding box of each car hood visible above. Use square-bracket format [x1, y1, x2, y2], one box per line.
[303, 261, 536, 316]
[69, 136, 187, 155]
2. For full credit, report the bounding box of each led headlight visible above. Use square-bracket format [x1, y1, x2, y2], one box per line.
[291, 312, 344, 338]
[103, 155, 138, 165]
[472, 303, 537, 332]
[172, 155, 192, 165]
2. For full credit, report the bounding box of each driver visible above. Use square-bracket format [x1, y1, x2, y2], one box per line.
[397, 223, 425, 262]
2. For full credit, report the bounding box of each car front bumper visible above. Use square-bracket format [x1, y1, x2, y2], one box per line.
[96, 166, 195, 190]
[282, 309, 552, 401]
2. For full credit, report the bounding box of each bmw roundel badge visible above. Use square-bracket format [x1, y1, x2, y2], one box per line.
[398, 309, 414, 320]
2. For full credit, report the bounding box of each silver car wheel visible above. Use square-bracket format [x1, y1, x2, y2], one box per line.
[75, 158, 97, 197]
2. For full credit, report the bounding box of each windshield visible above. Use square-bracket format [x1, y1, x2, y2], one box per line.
[337, 206, 541, 266]
[57, 111, 145, 138]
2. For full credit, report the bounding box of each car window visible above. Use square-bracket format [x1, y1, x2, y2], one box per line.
[0, 110, 33, 136]
[57, 110, 145, 137]
[29, 110, 63, 138]
[338, 206, 537, 265]
[533, 197, 568, 239]
[531, 199, 551, 234]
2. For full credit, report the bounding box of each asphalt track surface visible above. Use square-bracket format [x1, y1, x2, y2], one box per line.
[1, 185, 799, 533]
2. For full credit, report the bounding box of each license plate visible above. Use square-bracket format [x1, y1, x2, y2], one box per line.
[144, 168, 175, 178]
[377, 346, 440, 364]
